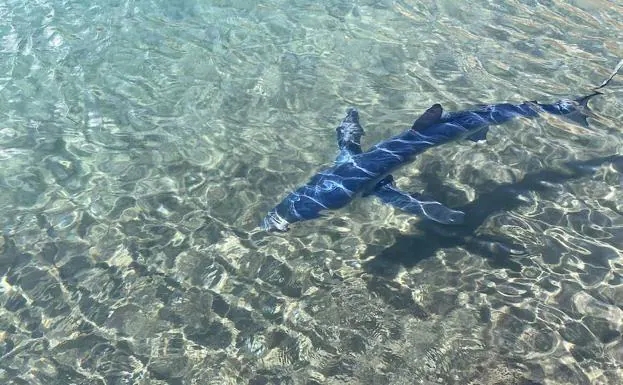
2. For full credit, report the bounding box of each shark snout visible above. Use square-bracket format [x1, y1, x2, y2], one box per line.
[260, 212, 290, 232]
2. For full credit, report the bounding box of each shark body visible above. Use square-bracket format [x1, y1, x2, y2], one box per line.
[262, 61, 622, 232]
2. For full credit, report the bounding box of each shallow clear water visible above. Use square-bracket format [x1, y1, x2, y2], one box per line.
[1, 1, 622, 384]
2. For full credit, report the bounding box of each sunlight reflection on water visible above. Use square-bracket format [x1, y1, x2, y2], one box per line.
[0, 1, 622, 384]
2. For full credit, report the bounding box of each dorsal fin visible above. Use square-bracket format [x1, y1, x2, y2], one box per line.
[411, 104, 443, 131]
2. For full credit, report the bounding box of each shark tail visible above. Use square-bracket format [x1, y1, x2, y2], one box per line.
[593, 59, 623, 92]
[575, 59, 623, 107]
[568, 59, 623, 126]
[567, 91, 601, 127]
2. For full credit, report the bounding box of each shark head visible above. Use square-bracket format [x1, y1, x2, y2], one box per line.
[260, 211, 290, 232]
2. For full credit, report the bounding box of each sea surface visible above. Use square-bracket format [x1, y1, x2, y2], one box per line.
[1, 1, 623, 384]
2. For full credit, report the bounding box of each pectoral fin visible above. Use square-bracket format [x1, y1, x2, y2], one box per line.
[336, 108, 364, 163]
[372, 176, 465, 225]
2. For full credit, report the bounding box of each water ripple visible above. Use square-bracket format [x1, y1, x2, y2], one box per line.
[1, 0, 622, 384]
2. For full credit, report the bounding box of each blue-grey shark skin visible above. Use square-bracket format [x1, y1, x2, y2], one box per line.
[261, 61, 622, 232]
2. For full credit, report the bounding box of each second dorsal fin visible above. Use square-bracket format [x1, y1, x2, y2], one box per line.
[411, 104, 443, 131]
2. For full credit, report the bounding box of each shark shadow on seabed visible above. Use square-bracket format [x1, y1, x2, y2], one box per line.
[362, 155, 623, 279]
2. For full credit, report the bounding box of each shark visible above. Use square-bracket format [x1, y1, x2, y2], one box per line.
[261, 60, 622, 232]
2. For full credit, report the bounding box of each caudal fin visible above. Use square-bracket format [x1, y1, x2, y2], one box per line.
[569, 59, 623, 126]
[594, 59, 623, 92]
[567, 91, 601, 127]
[574, 59, 623, 105]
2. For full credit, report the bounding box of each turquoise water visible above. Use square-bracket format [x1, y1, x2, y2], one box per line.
[1, 0, 622, 384]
